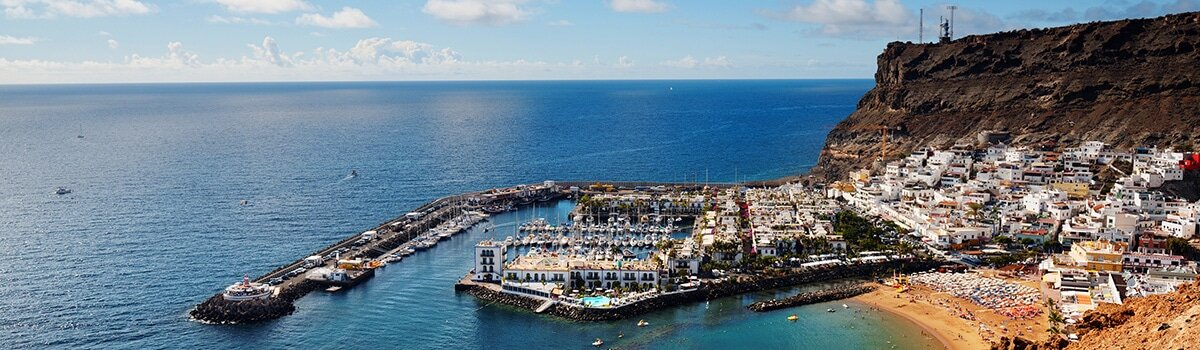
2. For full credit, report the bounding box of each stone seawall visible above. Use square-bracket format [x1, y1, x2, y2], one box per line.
[457, 259, 940, 321]
[189, 280, 321, 324]
[747, 284, 876, 312]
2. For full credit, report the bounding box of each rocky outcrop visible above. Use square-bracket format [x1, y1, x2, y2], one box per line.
[189, 280, 320, 324]
[991, 281, 1200, 350]
[747, 284, 875, 312]
[813, 11, 1200, 180]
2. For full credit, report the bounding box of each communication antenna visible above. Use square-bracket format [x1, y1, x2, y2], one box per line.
[919, 8, 924, 43]
[948, 5, 958, 39]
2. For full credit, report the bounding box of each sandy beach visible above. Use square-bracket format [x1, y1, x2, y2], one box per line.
[854, 279, 1050, 350]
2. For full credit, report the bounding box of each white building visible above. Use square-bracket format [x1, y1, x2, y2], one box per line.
[472, 240, 506, 282]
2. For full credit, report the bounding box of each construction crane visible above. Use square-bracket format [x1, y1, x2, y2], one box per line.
[849, 123, 896, 162]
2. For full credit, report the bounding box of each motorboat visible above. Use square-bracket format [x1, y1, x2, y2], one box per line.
[592, 338, 603, 347]
[787, 314, 798, 321]
[637, 319, 649, 327]
[54, 187, 71, 195]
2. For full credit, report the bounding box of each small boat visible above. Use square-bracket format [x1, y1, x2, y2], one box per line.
[787, 314, 799, 321]
[325, 286, 343, 292]
[592, 338, 603, 347]
[826, 308, 835, 313]
[617, 332, 624, 339]
[54, 187, 71, 195]
[637, 319, 648, 327]
[239, 200, 249, 205]
[349, 169, 358, 178]
[842, 304, 849, 309]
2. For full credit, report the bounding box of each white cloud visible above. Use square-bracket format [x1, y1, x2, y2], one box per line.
[296, 7, 377, 29]
[207, 15, 275, 25]
[764, 0, 914, 37]
[704, 56, 731, 68]
[212, 0, 310, 14]
[616, 55, 633, 68]
[663, 55, 731, 69]
[163, 41, 200, 67]
[608, 0, 668, 13]
[663, 55, 696, 68]
[107, 38, 118, 48]
[3, 0, 154, 19]
[547, 19, 572, 26]
[0, 35, 37, 45]
[0, 37, 768, 83]
[97, 31, 111, 36]
[248, 36, 291, 66]
[422, 0, 530, 25]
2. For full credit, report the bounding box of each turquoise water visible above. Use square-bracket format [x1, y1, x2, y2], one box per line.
[582, 296, 613, 307]
[0, 80, 941, 349]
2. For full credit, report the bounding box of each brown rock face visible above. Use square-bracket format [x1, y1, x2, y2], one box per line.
[813, 11, 1200, 180]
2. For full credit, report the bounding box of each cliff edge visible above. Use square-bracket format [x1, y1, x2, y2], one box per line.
[813, 11, 1200, 180]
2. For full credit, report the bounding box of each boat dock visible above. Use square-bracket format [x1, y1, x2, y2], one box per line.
[193, 180, 726, 324]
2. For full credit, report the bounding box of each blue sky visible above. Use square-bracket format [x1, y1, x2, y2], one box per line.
[0, 0, 1197, 83]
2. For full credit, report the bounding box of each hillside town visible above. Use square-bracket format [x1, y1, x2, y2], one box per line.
[460, 140, 1200, 344]
[830, 140, 1200, 335]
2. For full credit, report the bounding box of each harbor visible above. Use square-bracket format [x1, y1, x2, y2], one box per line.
[190, 181, 738, 323]
[190, 179, 932, 324]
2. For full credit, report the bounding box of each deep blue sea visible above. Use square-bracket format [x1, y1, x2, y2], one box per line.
[0, 80, 941, 349]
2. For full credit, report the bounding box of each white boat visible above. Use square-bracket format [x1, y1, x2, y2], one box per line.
[54, 187, 71, 195]
[592, 338, 603, 347]
[637, 319, 649, 327]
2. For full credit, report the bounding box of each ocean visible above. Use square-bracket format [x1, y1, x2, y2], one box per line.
[0, 80, 941, 349]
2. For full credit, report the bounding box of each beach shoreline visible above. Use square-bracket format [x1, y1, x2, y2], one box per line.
[853, 283, 986, 350]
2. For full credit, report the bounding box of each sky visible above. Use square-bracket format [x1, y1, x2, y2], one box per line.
[0, 0, 1197, 84]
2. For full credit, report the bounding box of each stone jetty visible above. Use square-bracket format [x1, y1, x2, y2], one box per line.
[746, 284, 875, 312]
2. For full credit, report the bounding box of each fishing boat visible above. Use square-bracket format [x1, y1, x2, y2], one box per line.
[787, 314, 799, 321]
[592, 338, 603, 347]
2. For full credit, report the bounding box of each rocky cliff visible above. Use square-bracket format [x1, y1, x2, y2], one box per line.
[812, 11, 1200, 180]
[992, 281, 1200, 350]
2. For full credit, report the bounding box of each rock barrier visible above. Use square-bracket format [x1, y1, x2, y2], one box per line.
[189, 280, 320, 324]
[747, 284, 875, 312]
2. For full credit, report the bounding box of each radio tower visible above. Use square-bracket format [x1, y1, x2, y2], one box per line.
[919, 8, 924, 43]
[948, 5, 958, 39]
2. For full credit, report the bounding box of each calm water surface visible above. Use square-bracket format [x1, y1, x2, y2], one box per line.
[0, 80, 939, 349]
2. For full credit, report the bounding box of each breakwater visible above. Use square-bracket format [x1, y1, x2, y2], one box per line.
[457, 259, 939, 321]
[747, 284, 875, 312]
[190, 280, 321, 324]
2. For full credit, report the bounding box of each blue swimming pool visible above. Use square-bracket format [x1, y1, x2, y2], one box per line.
[581, 296, 612, 307]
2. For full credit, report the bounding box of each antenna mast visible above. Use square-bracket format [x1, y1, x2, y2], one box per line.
[919, 8, 924, 43]
[948, 5, 957, 39]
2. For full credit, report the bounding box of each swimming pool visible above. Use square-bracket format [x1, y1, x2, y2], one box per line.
[581, 296, 612, 307]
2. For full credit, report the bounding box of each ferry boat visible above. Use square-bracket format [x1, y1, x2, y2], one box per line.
[222, 275, 273, 301]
